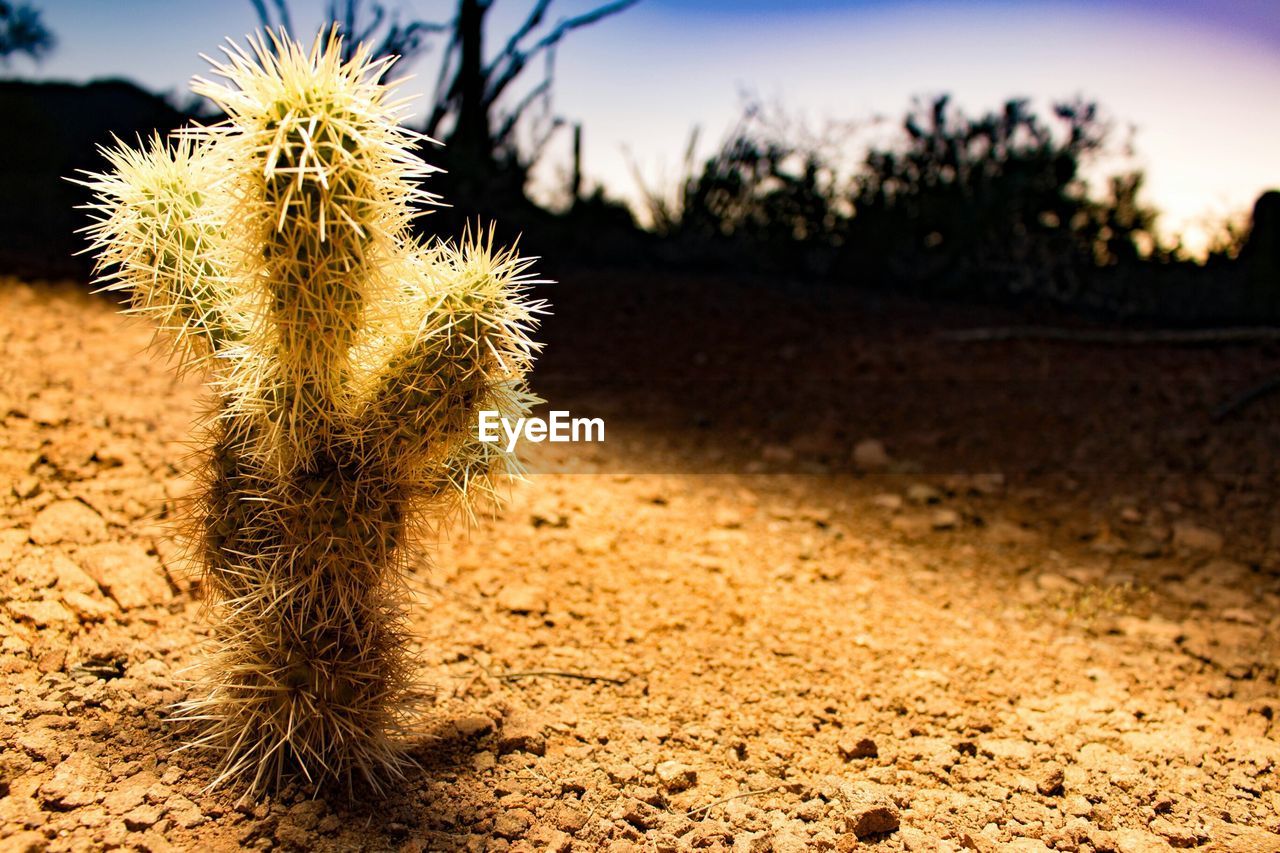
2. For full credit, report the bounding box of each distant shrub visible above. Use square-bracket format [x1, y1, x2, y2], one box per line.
[845, 96, 1159, 302]
[647, 108, 846, 275]
[653, 96, 1215, 315]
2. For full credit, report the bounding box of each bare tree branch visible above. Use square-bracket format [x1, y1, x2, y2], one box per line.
[270, 0, 294, 35]
[486, 0, 551, 80]
[483, 0, 638, 109]
[248, 0, 274, 29]
[492, 76, 553, 153]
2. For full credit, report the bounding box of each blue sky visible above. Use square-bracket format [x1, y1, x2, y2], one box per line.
[12, 1, 1280, 251]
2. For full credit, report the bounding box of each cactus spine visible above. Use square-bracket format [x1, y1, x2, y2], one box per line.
[81, 32, 543, 793]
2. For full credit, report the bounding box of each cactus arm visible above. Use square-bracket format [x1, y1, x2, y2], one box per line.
[81, 135, 242, 367]
[363, 233, 545, 464]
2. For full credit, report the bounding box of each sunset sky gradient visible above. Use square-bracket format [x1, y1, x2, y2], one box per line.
[13, 1, 1280, 252]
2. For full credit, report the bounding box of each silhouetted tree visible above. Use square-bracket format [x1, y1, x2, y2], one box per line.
[0, 1, 54, 63]
[250, 0, 638, 198]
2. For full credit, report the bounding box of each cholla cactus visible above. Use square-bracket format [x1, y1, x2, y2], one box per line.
[80, 31, 543, 793]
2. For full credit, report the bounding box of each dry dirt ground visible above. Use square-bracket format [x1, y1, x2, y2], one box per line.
[1, 276, 1278, 852]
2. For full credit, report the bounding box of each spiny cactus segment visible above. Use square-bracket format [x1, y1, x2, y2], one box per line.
[80, 30, 545, 794]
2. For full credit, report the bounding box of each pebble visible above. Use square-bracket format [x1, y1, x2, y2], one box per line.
[497, 719, 547, 756]
[454, 714, 496, 738]
[13, 477, 40, 500]
[1035, 573, 1077, 594]
[61, 591, 117, 621]
[655, 760, 697, 793]
[7, 599, 75, 628]
[165, 794, 205, 829]
[1035, 765, 1065, 796]
[493, 808, 533, 839]
[843, 798, 900, 838]
[930, 509, 961, 530]
[51, 552, 99, 597]
[122, 803, 165, 831]
[871, 493, 903, 511]
[496, 584, 548, 615]
[39, 752, 104, 809]
[1149, 817, 1203, 848]
[837, 737, 879, 760]
[906, 483, 942, 505]
[76, 543, 172, 609]
[29, 500, 107, 545]
[852, 439, 891, 471]
[1063, 794, 1092, 817]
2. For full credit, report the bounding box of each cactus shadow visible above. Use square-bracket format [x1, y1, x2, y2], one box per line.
[263, 712, 488, 845]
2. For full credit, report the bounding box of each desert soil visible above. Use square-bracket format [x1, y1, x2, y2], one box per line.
[0, 274, 1278, 852]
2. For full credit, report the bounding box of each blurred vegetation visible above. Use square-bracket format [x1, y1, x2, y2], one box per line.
[0, 0, 1275, 323]
[641, 96, 1278, 322]
[0, 1, 54, 63]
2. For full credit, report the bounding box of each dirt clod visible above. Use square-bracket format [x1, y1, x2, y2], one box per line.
[29, 500, 108, 545]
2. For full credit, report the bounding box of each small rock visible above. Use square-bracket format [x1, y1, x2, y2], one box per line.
[165, 794, 205, 829]
[51, 553, 99, 596]
[655, 760, 697, 793]
[552, 805, 587, 834]
[12, 552, 57, 587]
[1035, 573, 1077, 594]
[1111, 828, 1168, 853]
[838, 737, 878, 760]
[13, 477, 40, 500]
[76, 543, 172, 610]
[498, 717, 547, 756]
[122, 803, 165, 831]
[494, 808, 534, 839]
[1149, 817, 1203, 848]
[7, 599, 75, 628]
[871, 493, 903, 511]
[611, 799, 659, 831]
[61, 591, 118, 622]
[102, 773, 156, 814]
[713, 507, 744, 529]
[930, 509, 961, 530]
[986, 519, 1040, 546]
[1036, 765, 1065, 796]
[0, 528, 28, 565]
[890, 514, 934, 538]
[844, 798, 900, 838]
[529, 827, 572, 852]
[39, 752, 105, 809]
[453, 714, 495, 738]
[1063, 794, 1092, 817]
[29, 500, 107, 545]
[496, 584, 548, 615]
[5, 830, 47, 853]
[530, 507, 568, 529]
[852, 439, 891, 471]
[906, 483, 941, 504]
[1171, 521, 1224, 554]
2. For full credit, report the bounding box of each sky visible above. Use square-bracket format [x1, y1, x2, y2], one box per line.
[11, 1, 1280, 253]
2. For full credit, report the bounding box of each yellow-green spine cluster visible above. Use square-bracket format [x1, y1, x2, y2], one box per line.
[80, 30, 544, 794]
